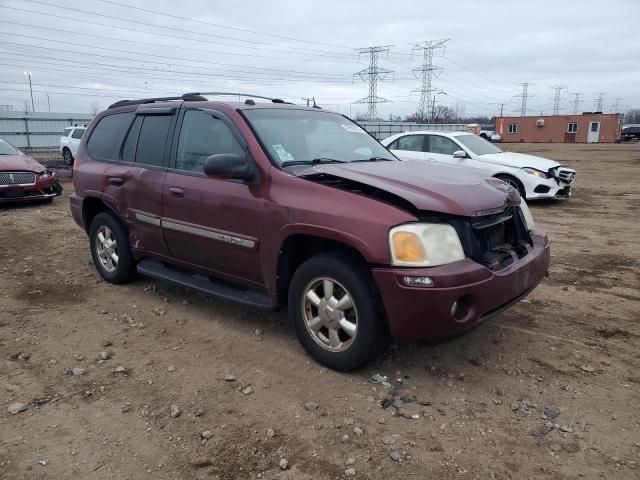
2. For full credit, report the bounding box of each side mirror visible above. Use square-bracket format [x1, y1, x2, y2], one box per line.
[453, 150, 467, 159]
[203, 154, 255, 181]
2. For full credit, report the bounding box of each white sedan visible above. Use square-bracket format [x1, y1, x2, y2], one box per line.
[381, 131, 576, 200]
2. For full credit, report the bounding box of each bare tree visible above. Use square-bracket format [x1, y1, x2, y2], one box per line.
[625, 108, 640, 124]
[90, 102, 101, 115]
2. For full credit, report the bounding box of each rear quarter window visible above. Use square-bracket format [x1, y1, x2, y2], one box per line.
[86, 112, 135, 160]
[71, 128, 85, 140]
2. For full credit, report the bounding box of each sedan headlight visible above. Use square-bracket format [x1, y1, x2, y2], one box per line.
[519, 199, 535, 231]
[522, 167, 550, 179]
[39, 170, 53, 179]
[389, 223, 465, 267]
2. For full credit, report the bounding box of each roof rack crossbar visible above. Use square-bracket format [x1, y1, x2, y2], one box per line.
[108, 94, 207, 109]
[186, 92, 294, 105]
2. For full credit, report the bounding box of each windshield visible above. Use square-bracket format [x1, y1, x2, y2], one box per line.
[242, 109, 396, 166]
[455, 134, 503, 155]
[0, 138, 21, 155]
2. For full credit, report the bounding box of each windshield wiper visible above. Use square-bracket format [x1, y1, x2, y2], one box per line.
[351, 156, 395, 163]
[281, 157, 347, 167]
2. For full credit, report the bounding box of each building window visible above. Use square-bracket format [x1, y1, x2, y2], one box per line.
[567, 122, 578, 133]
[507, 124, 518, 134]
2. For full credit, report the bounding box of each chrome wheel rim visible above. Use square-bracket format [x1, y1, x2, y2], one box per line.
[95, 226, 118, 273]
[302, 277, 358, 352]
[63, 150, 71, 163]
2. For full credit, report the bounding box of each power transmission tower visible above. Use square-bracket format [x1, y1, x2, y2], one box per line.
[301, 97, 316, 108]
[569, 92, 583, 114]
[594, 92, 606, 112]
[514, 82, 534, 116]
[409, 39, 449, 122]
[611, 97, 623, 113]
[550, 85, 567, 115]
[354, 46, 393, 121]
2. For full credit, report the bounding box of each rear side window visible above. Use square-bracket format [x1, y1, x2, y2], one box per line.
[390, 135, 424, 152]
[63, 127, 73, 137]
[175, 110, 244, 173]
[121, 116, 143, 163]
[71, 128, 85, 139]
[87, 112, 134, 160]
[134, 115, 172, 167]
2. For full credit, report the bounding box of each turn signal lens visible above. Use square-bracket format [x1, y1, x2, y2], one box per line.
[391, 231, 426, 263]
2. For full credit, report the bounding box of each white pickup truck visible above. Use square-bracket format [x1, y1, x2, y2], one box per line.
[59, 125, 87, 165]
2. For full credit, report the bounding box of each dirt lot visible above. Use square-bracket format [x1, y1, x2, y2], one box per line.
[1, 143, 639, 479]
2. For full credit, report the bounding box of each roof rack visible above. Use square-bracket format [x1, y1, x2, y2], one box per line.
[108, 93, 208, 109]
[185, 92, 294, 104]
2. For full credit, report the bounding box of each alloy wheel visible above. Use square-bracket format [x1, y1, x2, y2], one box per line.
[95, 226, 119, 273]
[302, 277, 358, 352]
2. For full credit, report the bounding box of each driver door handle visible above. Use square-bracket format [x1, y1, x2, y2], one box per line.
[108, 176, 124, 186]
[168, 187, 184, 198]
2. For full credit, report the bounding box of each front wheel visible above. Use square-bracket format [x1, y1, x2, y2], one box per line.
[495, 174, 526, 200]
[288, 252, 386, 371]
[89, 212, 136, 284]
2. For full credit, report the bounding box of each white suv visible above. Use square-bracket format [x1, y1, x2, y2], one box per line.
[60, 125, 86, 165]
[382, 131, 576, 200]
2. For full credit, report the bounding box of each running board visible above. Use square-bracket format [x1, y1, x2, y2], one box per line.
[136, 260, 274, 310]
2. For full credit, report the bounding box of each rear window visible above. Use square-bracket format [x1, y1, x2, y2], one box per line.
[86, 112, 135, 160]
[71, 128, 85, 139]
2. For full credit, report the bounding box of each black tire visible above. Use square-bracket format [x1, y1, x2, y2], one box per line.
[495, 174, 526, 200]
[62, 148, 74, 166]
[89, 212, 136, 284]
[288, 252, 386, 371]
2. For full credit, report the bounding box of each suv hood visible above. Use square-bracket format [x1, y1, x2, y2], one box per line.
[0, 154, 46, 173]
[479, 152, 561, 170]
[295, 160, 518, 217]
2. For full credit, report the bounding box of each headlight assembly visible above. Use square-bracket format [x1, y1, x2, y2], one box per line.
[389, 223, 465, 267]
[522, 167, 550, 179]
[519, 199, 535, 231]
[39, 170, 53, 179]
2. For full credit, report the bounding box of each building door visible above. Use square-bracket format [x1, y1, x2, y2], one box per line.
[587, 121, 600, 143]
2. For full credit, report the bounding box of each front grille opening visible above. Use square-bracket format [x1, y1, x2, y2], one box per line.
[534, 185, 551, 194]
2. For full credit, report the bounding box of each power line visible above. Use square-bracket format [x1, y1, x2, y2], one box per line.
[514, 82, 534, 116]
[93, 0, 354, 50]
[550, 85, 567, 115]
[569, 92, 583, 114]
[354, 46, 393, 121]
[0, 20, 356, 64]
[2, 3, 357, 60]
[409, 39, 449, 121]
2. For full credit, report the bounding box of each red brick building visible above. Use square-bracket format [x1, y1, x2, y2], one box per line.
[495, 113, 623, 143]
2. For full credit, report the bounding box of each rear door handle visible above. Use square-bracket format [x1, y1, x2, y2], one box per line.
[168, 187, 184, 198]
[108, 176, 124, 186]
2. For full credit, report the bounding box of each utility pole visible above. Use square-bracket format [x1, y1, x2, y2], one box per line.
[569, 92, 583, 114]
[514, 82, 534, 116]
[491, 102, 506, 117]
[46, 94, 51, 113]
[354, 46, 393, 121]
[550, 85, 567, 115]
[24, 71, 34, 112]
[409, 39, 449, 122]
[594, 92, 606, 112]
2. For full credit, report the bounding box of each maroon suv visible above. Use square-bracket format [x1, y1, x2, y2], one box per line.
[70, 93, 550, 371]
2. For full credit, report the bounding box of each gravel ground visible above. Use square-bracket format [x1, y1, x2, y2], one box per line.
[1, 143, 639, 479]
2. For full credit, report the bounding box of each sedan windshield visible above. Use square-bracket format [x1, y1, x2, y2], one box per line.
[455, 134, 503, 156]
[242, 109, 396, 166]
[0, 138, 21, 155]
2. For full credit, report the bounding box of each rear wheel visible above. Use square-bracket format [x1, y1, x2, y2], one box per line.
[89, 212, 136, 284]
[288, 252, 385, 371]
[495, 174, 526, 199]
[62, 148, 74, 166]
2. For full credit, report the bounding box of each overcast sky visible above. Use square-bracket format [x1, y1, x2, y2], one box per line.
[0, 0, 638, 118]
